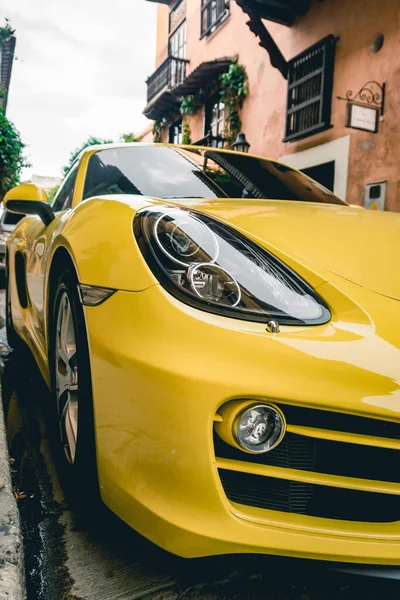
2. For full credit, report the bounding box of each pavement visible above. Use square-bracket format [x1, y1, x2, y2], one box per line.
[0, 289, 25, 600]
[0, 289, 400, 599]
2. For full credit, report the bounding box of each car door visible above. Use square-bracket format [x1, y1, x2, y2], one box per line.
[24, 162, 80, 355]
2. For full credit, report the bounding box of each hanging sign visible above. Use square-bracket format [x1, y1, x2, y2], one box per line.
[345, 102, 379, 133]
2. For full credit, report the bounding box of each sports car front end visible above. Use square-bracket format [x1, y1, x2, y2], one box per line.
[5, 143, 400, 569]
[83, 200, 400, 565]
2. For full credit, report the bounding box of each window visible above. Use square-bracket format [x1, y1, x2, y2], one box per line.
[169, 120, 183, 144]
[204, 96, 225, 147]
[169, 21, 186, 88]
[52, 163, 79, 211]
[201, 0, 230, 38]
[284, 35, 336, 142]
[82, 146, 346, 205]
[169, 21, 186, 59]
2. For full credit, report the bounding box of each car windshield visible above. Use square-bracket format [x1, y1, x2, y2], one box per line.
[83, 146, 346, 205]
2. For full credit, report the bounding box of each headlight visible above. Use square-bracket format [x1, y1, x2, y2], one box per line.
[134, 207, 330, 325]
[235, 404, 286, 453]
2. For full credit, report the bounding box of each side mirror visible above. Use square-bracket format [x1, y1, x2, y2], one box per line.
[3, 184, 55, 226]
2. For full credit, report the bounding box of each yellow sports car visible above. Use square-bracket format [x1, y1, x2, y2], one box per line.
[4, 144, 400, 570]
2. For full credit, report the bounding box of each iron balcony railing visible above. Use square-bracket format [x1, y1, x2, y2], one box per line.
[194, 131, 226, 148]
[146, 56, 189, 104]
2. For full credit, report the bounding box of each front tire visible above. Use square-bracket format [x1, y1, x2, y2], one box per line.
[49, 269, 99, 507]
[6, 266, 22, 351]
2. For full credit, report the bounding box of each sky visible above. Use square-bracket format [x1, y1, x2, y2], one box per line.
[1, 0, 157, 178]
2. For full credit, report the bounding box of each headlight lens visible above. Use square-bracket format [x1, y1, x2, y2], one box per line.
[235, 404, 285, 453]
[134, 207, 330, 325]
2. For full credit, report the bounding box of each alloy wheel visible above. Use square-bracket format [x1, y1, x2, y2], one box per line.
[55, 292, 79, 464]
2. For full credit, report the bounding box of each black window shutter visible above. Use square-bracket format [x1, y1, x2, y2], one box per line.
[283, 35, 336, 142]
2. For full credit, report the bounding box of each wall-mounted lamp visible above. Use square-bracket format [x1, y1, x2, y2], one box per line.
[232, 131, 251, 153]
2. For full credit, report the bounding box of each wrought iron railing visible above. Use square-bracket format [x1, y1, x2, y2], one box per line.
[146, 56, 189, 103]
[194, 131, 226, 148]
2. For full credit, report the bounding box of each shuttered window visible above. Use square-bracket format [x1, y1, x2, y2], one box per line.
[284, 35, 336, 142]
[201, 0, 230, 38]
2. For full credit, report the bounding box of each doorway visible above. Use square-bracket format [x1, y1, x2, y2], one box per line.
[302, 161, 335, 192]
[279, 135, 350, 201]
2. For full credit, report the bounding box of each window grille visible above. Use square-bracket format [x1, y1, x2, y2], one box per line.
[201, 0, 230, 38]
[284, 35, 336, 142]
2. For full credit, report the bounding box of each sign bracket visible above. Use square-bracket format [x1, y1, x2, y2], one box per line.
[337, 81, 385, 116]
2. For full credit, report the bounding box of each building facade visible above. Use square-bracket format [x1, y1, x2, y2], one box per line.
[0, 24, 16, 113]
[143, 0, 400, 211]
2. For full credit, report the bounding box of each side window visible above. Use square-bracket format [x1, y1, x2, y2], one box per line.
[52, 163, 79, 212]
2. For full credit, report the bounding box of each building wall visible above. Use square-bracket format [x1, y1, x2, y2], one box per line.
[155, 5, 170, 67]
[153, 0, 400, 210]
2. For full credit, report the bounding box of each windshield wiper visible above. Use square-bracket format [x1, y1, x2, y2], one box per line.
[161, 196, 208, 199]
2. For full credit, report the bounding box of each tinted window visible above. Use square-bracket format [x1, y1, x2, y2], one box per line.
[52, 163, 79, 211]
[83, 146, 346, 205]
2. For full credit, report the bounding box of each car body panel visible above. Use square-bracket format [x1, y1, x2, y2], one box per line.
[86, 282, 400, 561]
[5, 143, 400, 563]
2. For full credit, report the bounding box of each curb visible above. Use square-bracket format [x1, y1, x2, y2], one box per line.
[0, 391, 25, 600]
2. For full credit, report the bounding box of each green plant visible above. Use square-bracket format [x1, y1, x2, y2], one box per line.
[182, 118, 191, 145]
[179, 95, 195, 116]
[0, 107, 30, 198]
[47, 184, 60, 202]
[121, 132, 139, 143]
[62, 136, 113, 175]
[152, 121, 163, 143]
[0, 18, 15, 44]
[219, 62, 249, 146]
[179, 96, 195, 145]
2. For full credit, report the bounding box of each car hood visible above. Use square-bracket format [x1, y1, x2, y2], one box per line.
[167, 199, 400, 300]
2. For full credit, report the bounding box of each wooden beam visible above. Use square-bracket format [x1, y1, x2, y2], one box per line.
[235, 0, 288, 79]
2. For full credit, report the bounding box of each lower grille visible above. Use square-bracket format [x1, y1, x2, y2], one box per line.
[219, 469, 400, 522]
[214, 432, 400, 483]
[214, 404, 400, 523]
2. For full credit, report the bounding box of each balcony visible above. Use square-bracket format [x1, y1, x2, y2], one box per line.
[144, 55, 189, 120]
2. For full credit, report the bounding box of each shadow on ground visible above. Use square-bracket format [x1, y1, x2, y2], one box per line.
[2, 347, 399, 600]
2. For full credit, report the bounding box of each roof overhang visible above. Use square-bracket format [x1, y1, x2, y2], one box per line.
[173, 57, 235, 96]
[236, 0, 311, 26]
[143, 89, 180, 121]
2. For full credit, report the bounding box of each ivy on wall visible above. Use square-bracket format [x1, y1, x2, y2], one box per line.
[179, 95, 195, 145]
[219, 61, 249, 146]
[152, 120, 164, 143]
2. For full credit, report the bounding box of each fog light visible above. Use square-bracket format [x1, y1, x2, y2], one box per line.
[235, 404, 285, 453]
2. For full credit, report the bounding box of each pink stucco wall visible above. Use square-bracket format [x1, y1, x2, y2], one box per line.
[154, 0, 400, 210]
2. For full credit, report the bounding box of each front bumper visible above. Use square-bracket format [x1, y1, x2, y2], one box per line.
[84, 281, 400, 564]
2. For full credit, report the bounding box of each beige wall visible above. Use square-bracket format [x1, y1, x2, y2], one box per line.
[154, 0, 400, 210]
[156, 4, 170, 67]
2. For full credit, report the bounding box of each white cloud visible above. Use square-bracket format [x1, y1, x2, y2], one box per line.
[1, 0, 157, 177]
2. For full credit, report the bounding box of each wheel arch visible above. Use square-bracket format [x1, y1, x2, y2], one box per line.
[46, 245, 79, 347]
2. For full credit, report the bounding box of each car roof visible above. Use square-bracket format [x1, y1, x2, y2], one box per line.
[78, 143, 273, 162]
